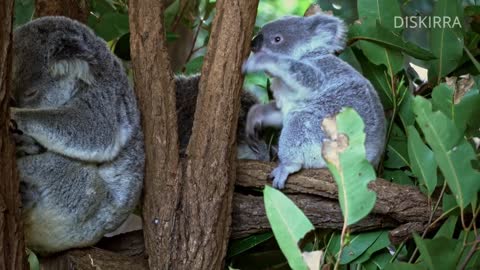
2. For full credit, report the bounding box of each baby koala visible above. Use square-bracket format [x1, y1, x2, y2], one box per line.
[243, 14, 386, 189]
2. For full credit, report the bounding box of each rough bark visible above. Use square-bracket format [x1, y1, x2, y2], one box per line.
[40, 248, 147, 270]
[128, 0, 180, 269]
[129, 0, 259, 268]
[35, 0, 89, 23]
[0, 0, 27, 269]
[38, 159, 440, 269]
[179, 0, 259, 268]
[233, 161, 440, 243]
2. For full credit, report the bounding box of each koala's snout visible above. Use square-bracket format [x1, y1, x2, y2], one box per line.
[251, 34, 263, 53]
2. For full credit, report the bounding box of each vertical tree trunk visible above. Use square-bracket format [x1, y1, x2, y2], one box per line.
[35, 0, 89, 23]
[182, 0, 259, 268]
[0, 1, 27, 269]
[129, 0, 259, 268]
[128, 0, 180, 269]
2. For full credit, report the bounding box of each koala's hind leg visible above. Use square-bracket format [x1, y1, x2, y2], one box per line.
[272, 112, 326, 189]
[17, 152, 107, 254]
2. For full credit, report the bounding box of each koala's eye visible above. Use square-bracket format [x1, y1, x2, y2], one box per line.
[273, 35, 283, 44]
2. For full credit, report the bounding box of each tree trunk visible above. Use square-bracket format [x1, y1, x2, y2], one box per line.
[0, 0, 27, 269]
[129, 0, 259, 268]
[129, 0, 180, 269]
[35, 0, 89, 23]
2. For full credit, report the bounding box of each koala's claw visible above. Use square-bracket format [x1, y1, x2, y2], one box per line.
[269, 166, 289, 189]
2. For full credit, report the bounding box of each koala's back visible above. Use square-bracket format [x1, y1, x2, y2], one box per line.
[13, 17, 144, 253]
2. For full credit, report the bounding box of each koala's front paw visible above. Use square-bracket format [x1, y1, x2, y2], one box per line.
[246, 104, 265, 140]
[242, 52, 278, 74]
[14, 133, 45, 157]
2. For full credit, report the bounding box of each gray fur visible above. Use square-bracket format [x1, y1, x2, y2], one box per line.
[12, 16, 144, 254]
[174, 74, 271, 161]
[243, 14, 386, 189]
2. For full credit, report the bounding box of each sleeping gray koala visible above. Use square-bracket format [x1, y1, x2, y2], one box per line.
[11, 16, 144, 254]
[174, 74, 272, 161]
[243, 14, 386, 189]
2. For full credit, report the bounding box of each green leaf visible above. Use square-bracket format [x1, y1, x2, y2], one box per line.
[263, 186, 313, 270]
[413, 96, 480, 209]
[399, 92, 416, 128]
[164, 0, 180, 28]
[383, 170, 414, 186]
[339, 47, 363, 73]
[322, 108, 377, 225]
[434, 216, 458, 239]
[92, 13, 129, 41]
[349, 23, 436, 60]
[328, 231, 384, 264]
[357, 0, 401, 30]
[356, 50, 393, 109]
[227, 232, 273, 258]
[385, 262, 428, 270]
[428, 0, 464, 83]
[413, 234, 463, 270]
[356, 0, 404, 74]
[384, 124, 409, 169]
[407, 126, 438, 196]
[432, 84, 480, 132]
[351, 231, 391, 264]
[27, 248, 40, 270]
[184, 56, 204, 75]
[13, 0, 34, 28]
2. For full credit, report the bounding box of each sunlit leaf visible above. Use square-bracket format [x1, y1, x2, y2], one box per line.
[264, 186, 313, 270]
[321, 108, 377, 225]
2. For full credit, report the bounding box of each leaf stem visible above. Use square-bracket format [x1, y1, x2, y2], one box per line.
[408, 181, 447, 263]
[334, 222, 348, 270]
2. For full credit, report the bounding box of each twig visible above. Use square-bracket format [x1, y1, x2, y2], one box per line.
[409, 181, 447, 263]
[459, 235, 480, 270]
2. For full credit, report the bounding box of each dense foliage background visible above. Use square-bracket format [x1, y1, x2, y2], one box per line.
[14, 0, 480, 269]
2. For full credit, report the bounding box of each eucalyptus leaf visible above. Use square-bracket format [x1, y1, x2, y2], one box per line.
[413, 96, 480, 209]
[349, 22, 436, 60]
[428, 0, 464, 83]
[227, 232, 274, 258]
[407, 126, 437, 196]
[351, 231, 391, 264]
[263, 186, 313, 270]
[322, 108, 377, 225]
[413, 234, 463, 270]
[356, 0, 404, 74]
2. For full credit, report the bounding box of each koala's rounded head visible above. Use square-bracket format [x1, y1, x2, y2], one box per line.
[251, 14, 346, 59]
[12, 16, 113, 109]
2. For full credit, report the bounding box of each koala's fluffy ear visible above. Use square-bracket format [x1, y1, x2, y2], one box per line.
[308, 14, 346, 52]
[48, 37, 94, 84]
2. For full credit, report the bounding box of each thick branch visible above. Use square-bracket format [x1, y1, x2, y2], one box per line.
[0, 0, 27, 269]
[233, 161, 441, 243]
[39, 159, 441, 268]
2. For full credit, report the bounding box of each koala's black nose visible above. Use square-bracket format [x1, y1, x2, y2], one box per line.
[251, 34, 263, 53]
